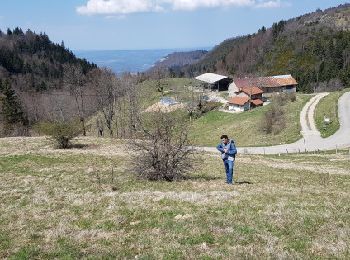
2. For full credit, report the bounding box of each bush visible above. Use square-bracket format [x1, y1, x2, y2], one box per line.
[261, 103, 286, 134]
[35, 120, 82, 149]
[272, 93, 296, 106]
[200, 101, 222, 113]
[187, 101, 221, 120]
[131, 112, 193, 181]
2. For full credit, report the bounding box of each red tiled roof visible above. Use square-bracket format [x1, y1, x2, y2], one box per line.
[240, 86, 263, 95]
[234, 75, 298, 89]
[228, 97, 250, 106]
[251, 99, 264, 106]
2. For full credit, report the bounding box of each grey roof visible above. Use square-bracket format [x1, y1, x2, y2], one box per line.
[195, 73, 228, 84]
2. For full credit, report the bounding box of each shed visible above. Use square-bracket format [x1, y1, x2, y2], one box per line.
[195, 73, 232, 91]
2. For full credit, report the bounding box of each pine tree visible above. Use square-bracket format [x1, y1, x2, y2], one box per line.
[0, 80, 25, 125]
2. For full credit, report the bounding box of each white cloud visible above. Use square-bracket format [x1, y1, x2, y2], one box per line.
[255, 0, 290, 8]
[77, 0, 289, 15]
[170, 0, 255, 11]
[76, 0, 164, 15]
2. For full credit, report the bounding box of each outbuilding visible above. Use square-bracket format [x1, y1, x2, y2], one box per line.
[229, 74, 297, 99]
[195, 73, 232, 91]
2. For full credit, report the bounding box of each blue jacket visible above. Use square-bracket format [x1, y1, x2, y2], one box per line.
[216, 140, 237, 160]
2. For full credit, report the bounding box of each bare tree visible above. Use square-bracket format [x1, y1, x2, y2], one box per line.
[123, 73, 140, 137]
[131, 112, 194, 181]
[63, 64, 88, 136]
[92, 68, 122, 137]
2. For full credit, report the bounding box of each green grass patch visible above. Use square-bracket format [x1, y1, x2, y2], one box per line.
[189, 94, 310, 147]
[315, 88, 349, 138]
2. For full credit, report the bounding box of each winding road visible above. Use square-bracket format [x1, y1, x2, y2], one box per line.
[199, 92, 350, 154]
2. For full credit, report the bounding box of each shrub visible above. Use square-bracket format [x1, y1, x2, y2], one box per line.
[187, 101, 221, 120]
[35, 120, 82, 149]
[287, 92, 297, 102]
[272, 93, 296, 106]
[261, 103, 286, 134]
[131, 112, 193, 181]
[200, 101, 222, 113]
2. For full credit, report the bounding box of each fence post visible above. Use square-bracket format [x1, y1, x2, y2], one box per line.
[336, 145, 338, 155]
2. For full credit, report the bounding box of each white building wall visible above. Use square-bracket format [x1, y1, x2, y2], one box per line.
[228, 103, 249, 112]
[228, 82, 239, 97]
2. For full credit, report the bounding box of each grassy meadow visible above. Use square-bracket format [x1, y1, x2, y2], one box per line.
[1, 136, 350, 258]
[315, 88, 349, 138]
[189, 94, 311, 147]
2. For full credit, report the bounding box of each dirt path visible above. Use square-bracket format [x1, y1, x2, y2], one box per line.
[300, 92, 329, 133]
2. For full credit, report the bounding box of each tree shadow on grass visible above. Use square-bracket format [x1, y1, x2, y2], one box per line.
[235, 180, 253, 185]
[187, 175, 223, 181]
[69, 143, 93, 149]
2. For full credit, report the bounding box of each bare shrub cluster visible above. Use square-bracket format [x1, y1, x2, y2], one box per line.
[273, 92, 297, 105]
[131, 112, 194, 181]
[262, 102, 286, 134]
[35, 119, 82, 149]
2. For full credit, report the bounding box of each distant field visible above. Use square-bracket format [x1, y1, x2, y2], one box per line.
[315, 88, 349, 138]
[1, 137, 349, 259]
[189, 95, 311, 147]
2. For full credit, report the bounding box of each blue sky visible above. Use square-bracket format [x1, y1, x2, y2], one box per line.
[0, 0, 348, 50]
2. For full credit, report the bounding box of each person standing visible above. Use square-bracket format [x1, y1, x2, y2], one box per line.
[216, 135, 237, 184]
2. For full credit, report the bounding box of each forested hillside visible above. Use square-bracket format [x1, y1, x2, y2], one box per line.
[149, 50, 208, 75]
[0, 28, 104, 136]
[0, 27, 96, 91]
[179, 4, 350, 92]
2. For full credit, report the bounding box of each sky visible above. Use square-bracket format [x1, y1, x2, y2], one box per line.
[0, 0, 348, 50]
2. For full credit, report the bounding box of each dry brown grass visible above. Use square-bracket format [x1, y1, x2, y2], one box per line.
[0, 137, 349, 258]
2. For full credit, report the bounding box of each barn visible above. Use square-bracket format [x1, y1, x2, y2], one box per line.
[195, 73, 232, 91]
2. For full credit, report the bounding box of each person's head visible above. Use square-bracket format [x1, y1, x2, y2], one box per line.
[220, 135, 229, 144]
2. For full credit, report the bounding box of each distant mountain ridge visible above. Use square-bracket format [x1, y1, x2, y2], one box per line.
[176, 3, 350, 92]
[149, 50, 208, 73]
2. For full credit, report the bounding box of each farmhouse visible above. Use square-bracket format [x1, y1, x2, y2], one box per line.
[229, 74, 297, 99]
[228, 84, 264, 111]
[228, 97, 250, 112]
[195, 73, 232, 91]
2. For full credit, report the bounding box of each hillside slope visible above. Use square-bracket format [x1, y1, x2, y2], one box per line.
[0, 27, 96, 91]
[1, 136, 350, 258]
[149, 50, 208, 75]
[0, 28, 98, 136]
[179, 4, 350, 92]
